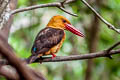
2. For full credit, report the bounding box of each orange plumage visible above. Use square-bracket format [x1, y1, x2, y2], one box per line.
[27, 15, 84, 63]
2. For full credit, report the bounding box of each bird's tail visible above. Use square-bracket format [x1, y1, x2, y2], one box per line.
[26, 55, 38, 64]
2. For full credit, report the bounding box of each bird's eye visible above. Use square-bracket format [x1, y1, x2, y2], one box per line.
[62, 19, 67, 23]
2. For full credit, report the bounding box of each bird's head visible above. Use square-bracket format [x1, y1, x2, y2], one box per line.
[47, 15, 84, 37]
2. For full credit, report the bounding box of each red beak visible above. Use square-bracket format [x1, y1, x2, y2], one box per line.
[65, 23, 84, 37]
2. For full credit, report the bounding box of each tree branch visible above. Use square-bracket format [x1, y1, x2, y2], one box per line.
[107, 41, 120, 52]
[26, 40, 120, 63]
[81, 0, 120, 34]
[26, 41, 120, 63]
[10, 0, 77, 17]
[0, 49, 120, 64]
[0, 32, 44, 80]
[0, 65, 46, 80]
[1, 49, 120, 64]
[0, 39, 120, 64]
[0, 65, 20, 80]
[30, 49, 120, 63]
[0, 0, 11, 29]
[1, 0, 17, 40]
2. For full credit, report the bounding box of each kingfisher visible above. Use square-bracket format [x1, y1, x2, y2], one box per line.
[27, 15, 84, 63]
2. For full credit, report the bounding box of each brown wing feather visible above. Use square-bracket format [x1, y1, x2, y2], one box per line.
[31, 27, 64, 56]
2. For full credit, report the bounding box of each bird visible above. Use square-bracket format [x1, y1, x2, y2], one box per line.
[27, 15, 84, 63]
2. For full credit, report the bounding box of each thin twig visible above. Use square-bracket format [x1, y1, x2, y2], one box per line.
[10, 0, 77, 17]
[65, 0, 76, 4]
[58, 7, 78, 17]
[105, 41, 120, 59]
[107, 41, 120, 52]
[81, 0, 120, 33]
[10, 2, 60, 14]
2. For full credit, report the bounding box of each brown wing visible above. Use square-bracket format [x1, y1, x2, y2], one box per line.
[31, 27, 64, 56]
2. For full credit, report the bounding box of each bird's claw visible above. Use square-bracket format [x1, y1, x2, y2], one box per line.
[51, 53, 56, 59]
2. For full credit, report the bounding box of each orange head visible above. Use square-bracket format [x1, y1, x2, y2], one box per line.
[47, 15, 84, 37]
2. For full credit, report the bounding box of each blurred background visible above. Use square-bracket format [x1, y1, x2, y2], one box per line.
[1, 0, 120, 80]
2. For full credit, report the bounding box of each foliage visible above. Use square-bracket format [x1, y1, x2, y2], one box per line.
[1, 0, 120, 80]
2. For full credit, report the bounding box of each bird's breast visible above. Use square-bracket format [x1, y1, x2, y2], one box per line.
[45, 32, 65, 55]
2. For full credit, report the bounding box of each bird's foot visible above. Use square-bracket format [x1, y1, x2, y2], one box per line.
[51, 53, 56, 59]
